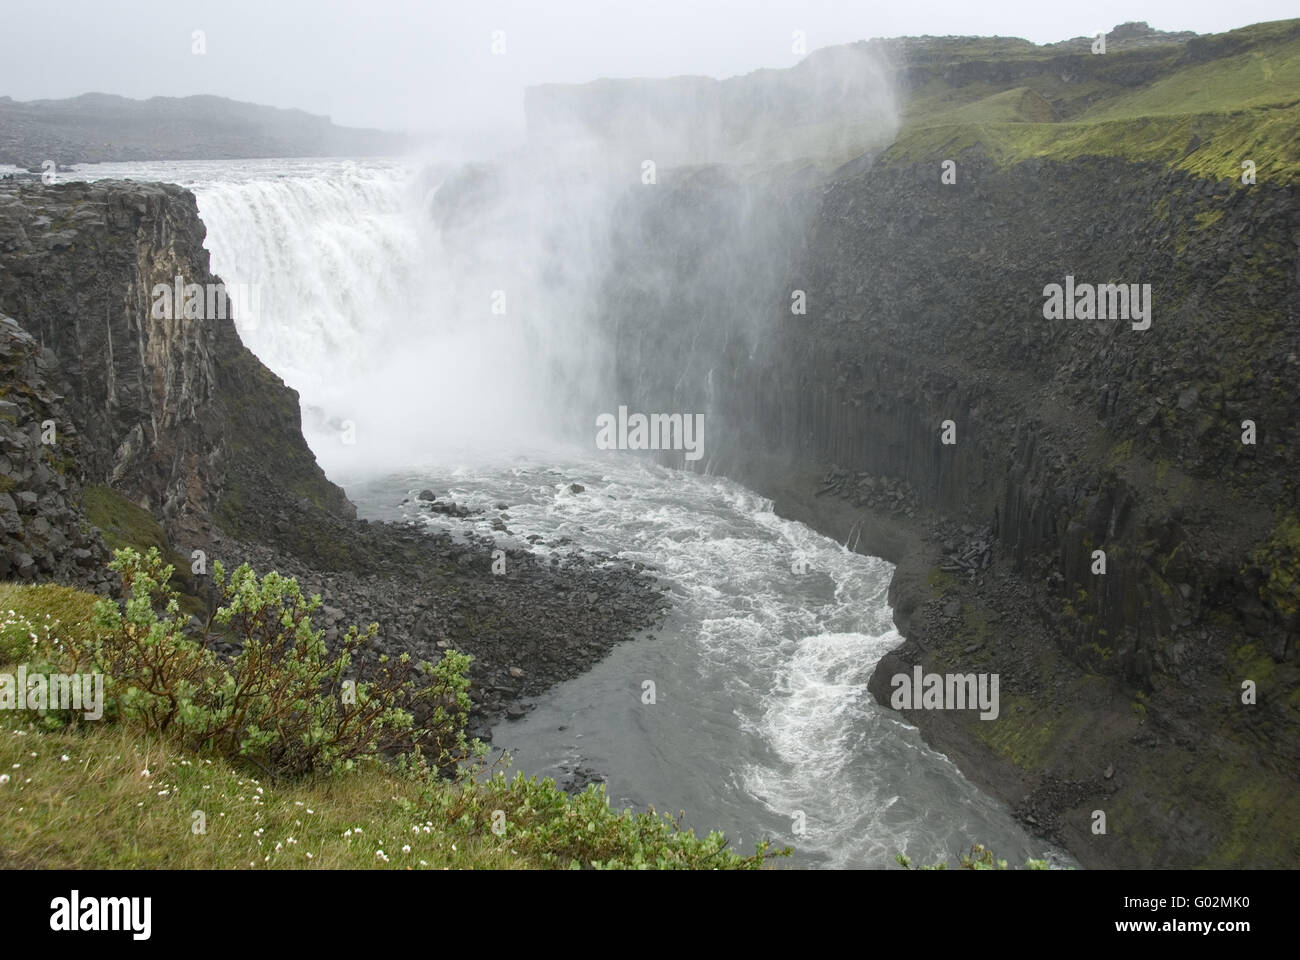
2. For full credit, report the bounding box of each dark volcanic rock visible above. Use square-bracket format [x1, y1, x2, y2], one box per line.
[0, 313, 110, 589]
[596, 148, 1300, 868]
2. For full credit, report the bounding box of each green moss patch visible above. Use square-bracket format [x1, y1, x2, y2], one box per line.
[83, 484, 167, 556]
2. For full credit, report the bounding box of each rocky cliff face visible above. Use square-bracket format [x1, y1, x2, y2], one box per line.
[0, 314, 109, 586]
[592, 148, 1299, 867]
[561, 16, 1300, 868]
[0, 178, 354, 556]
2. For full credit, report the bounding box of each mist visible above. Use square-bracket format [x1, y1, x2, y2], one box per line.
[3, 0, 1294, 140]
[167, 38, 899, 476]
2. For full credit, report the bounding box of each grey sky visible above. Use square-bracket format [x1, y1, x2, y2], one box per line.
[1, 0, 1295, 136]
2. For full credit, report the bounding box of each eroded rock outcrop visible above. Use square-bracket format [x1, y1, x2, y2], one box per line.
[0, 313, 109, 587]
[0, 178, 353, 555]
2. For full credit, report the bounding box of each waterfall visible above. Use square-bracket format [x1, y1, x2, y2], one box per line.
[179, 157, 619, 472]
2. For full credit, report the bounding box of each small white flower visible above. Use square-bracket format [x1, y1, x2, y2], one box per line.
[60, 755, 69, 762]
[402, 845, 411, 854]
[305, 852, 313, 860]
[140, 768, 150, 777]
[0, 774, 9, 785]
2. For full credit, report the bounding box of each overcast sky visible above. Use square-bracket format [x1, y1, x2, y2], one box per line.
[1, 0, 1295, 137]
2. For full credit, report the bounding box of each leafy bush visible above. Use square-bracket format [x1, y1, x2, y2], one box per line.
[421, 770, 788, 869]
[51, 547, 479, 778]
[2, 552, 781, 870]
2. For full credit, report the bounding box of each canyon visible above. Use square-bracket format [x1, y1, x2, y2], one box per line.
[1, 17, 1297, 868]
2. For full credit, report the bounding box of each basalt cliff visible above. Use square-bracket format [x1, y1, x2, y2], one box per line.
[536, 19, 1299, 867]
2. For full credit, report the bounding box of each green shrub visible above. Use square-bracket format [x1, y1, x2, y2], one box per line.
[50, 547, 480, 778]
[2, 552, 779, 870]
[421, 770, 787, 869]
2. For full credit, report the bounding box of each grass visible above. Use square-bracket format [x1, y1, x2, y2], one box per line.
[0, 577, 780, 870]
[82, 484, 169, 556]
[80, 486, 208, 619]
[0, 722, 523, 869]
[881, 18, 1300, 181]
[1080, 40, 1300, 120]
[0, 582, 105, 662]
[0, 582, 102, 645]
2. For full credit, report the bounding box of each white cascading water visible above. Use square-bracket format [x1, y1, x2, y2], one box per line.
[72, 157, 1070, 868]
[84, 157, 613, 472]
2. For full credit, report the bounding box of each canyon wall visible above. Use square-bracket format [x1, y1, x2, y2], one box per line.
[588, 148, 1298, 868]
[0, 178, 355, 563]
[531, 16, 1300, 869]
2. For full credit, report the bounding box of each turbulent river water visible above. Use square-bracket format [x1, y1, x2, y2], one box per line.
[76, 158, 1069, 868]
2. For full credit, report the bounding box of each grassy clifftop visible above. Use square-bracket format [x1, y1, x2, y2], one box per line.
[883, 19, 1300, 181]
